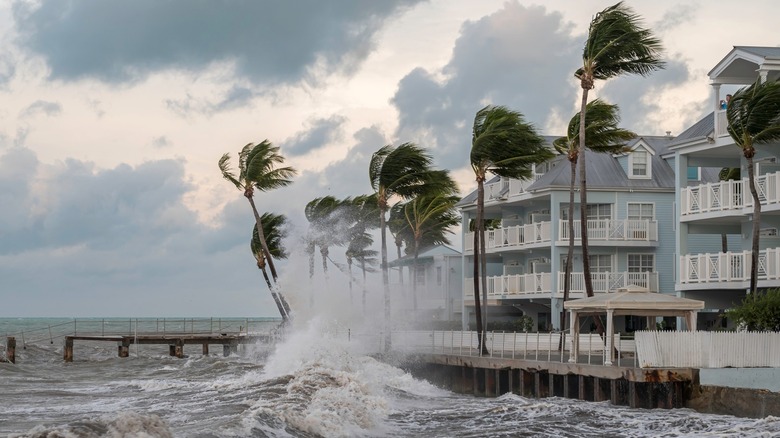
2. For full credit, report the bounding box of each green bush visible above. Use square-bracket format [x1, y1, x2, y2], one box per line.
[486, 316, 534, 332]
[725, 289, 780, 331]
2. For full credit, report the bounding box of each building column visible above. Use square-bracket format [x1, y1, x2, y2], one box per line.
[712, 83, 721, 112]
[674, 152, 689, 331]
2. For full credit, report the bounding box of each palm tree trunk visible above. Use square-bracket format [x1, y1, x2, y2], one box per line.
[360, 257, 368, 312]
[477, 179, 489, 355]
[307, 242, 315, 279]
[396, 239, 404, 285]
[247, 196, 279, 282]
[380, 205, 391, 351]
[561, 157, 576, 351]
[578, 86, 594, 299]
[347, 258, 354, 303]
[262, 267, 289, 321]
[472, 220, 484, 354]
[578, 83, 606, 338]
[320, 246, 329, 278]
[412, 238, 419, 311]
[747, 154, 761, 294]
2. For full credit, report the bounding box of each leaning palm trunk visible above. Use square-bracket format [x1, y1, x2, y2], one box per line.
[261, 267, 289, 321]
[561, 157, 577, 351]
[475, 179, 489, 355]
[577, 86, 606, 337]
[380, 206, 391, 351]
[247, 196, 279, 282]
[747, 156, 761, 294]
[472, 221, 485, 354]
[412, 238, 420, 311]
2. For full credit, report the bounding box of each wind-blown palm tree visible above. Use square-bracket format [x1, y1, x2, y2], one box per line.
[553, 99, 635, 342]
[471, 105, 553, 355]
[388, 202, 413, 285]
[219, 140, 297, 284]
[345, 194, 379, 309]
[251, 212, 292, 321]
[402, 193, 460, 310]
[726, 79, 780, 294]
[304, 196, 345, 279]
[370, 142, 456, 348]
[575, 2, 664, 297]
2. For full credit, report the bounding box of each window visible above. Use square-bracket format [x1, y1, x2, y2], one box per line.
[628, 254, 654, 272]
[630, 150, 650, 178]
[586, 204, 612, 220]
[687, 166, 700, 181]
[415, 267, 425, 285]
[588, 255, 612, 273]
[627, 203, 654, 221]
[436, 267, 442, 286]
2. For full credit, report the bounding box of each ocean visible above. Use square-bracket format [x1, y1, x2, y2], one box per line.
[1, 317, 778, 437]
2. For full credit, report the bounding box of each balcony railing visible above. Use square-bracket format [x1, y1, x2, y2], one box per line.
[464, 222, 552, 252]
[716, 109, 728, 138]
[679, 247, 780, 284]
[484, 175, 544, 200]
[681, 170, 780, 216]
[464, 271, 658, 298]
[558, 219, 658, 242]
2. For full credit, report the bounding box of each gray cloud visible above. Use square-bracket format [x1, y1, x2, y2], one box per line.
[151, 136, 171, 149]
[20, 100, 62, 118]
[282, 115, 347, 156]
[12, 0, 423, 85]
[654, 3, 698, 33]
[392, 3, 580, 170]
[0, 146, 290, 316]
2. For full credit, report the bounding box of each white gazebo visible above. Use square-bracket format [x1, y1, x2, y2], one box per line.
[563, 285, 705, 365]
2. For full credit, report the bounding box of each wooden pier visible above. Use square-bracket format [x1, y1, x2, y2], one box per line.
[62, 333, 273, 362]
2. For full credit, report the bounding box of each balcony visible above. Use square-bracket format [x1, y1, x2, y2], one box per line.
[679, 247, 780, 287]
[558, 219, 658, 242]
[681, 170, 780, 218]
[464, 222, 552, 252]
[464, 271, 658, 299]
[484, 175, 543, 201]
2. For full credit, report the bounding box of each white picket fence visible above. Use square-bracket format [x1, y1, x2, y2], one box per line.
[635, 331, 780, 368]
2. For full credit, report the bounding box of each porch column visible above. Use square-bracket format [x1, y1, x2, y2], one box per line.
[568, 311, 579, 363]
[604, 309, 615, 366]
[712, 83, 721, 112]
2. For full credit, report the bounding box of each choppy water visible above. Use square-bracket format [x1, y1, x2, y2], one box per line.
[1, 317, 778, 437]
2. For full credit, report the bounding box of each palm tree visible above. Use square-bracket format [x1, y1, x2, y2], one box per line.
[219, 140, 297, 284]
[370, 143, 456, 348]
[575, 2, 664, 297]
[345, 195, 380, 307]
[402, 193, 460, 310]
[388, 203, 413, 285]
[553, 99, 635, 342]
[250, 212, 292, 321]
[471, 105, 553, 355]
[726, 79, 780, 294]
[304, 196, 345, 279]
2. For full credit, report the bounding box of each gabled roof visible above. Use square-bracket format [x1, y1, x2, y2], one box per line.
[709, 46, 780, 84]
[527, 136, 677, 190]
[388, 244, 461, 267]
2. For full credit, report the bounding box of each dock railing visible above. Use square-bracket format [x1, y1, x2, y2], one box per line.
[387, 330, 637, 367]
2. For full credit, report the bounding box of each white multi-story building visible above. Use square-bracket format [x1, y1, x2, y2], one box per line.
[672, 46, 780, 329]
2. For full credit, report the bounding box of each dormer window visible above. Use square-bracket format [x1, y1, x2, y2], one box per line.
[629, 149, 651, 179]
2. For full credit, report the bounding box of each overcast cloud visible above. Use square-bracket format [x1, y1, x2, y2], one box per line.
[1, 0, 778, 316]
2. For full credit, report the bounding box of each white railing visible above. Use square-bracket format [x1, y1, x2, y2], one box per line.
[558, 219, 658, 242]
[681, 170, 780, 216]
[679, 247, 780, 284]
[389, 330, 636, 366]
[716, 109, 728, 138]
[465, 271, 657, 298]
[558, 271, 659, 295]
[464, 273, 552, 297]
[635, 330, 780, 368]
[464, 221, 552, 252]
[484, 175, 545, 201]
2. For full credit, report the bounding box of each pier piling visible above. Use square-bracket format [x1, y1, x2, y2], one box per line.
[6, 337, 15, 364]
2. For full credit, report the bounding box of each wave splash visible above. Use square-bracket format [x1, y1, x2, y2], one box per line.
[12, 411, 173, 438]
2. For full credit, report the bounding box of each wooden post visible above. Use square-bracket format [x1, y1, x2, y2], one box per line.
[169, 345, 177, 356]
[202, 343, 209, 355]
[6, 337, 16, 364]
[118, 340, 130, 358]
[64, 337, 73, 362]
[174, 339, 184, 358]
[223, 343, 231, 357]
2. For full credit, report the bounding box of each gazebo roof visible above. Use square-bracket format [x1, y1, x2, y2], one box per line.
[563, 286, 705, 312]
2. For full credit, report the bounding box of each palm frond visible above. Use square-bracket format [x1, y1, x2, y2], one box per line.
[576, 1, 665, 83]
[727, 79, 780, 151]
[562, 99, 636, 154]
[218, 154, 243, 190]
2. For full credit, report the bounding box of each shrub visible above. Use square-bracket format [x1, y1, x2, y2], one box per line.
[725, 289, 780, 331]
